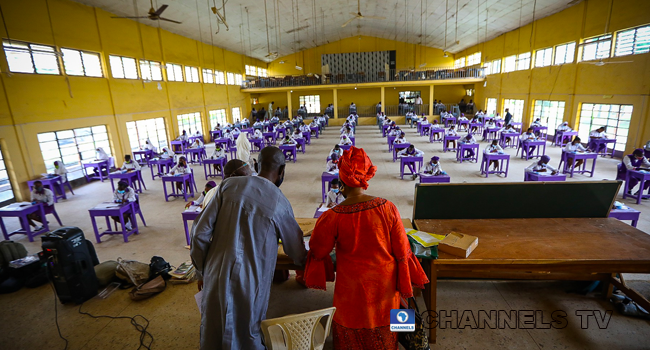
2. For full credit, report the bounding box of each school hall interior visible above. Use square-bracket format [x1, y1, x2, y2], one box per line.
[0, 0, 650, 349]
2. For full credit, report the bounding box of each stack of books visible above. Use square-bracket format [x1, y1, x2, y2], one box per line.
[169, 261, 196, 284]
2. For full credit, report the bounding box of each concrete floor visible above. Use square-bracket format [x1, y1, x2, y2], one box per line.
[1, 124, 649, 349]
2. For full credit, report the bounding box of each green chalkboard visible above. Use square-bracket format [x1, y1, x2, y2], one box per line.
[413, 181, 621, 220]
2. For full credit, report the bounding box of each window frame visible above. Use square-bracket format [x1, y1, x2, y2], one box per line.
[209, 109, 228, 129]
[516, 52, 531, 71]
[578, 103, 632, 152]
[503, 55, 516, 72]
[140, 59, 163, 81]
[502, 99, 525, 123]
[614, 25, 650, 57]
[299, 95, 321, 114]
[109, 55, 139, 79]
[166, 63, 184, 82]
[185, 65, 200, 83]
[126, 118, 168, 153]
[486, 98, 497, 116]
[0, 146, 15, 205]
[245, 65, 258, 76]
[60, 47, 103, 77]
[554, 42, 576, 65]
[215, 70, 226, 84]
[466, 52, 481, 66]
[533, 100, 566, 133]
[454, 57, 466, 69]
[580, 34, 613, 61]
[226, 72, 235, 85]
[231, 107, 241, 121]
[177, 112, 203, 135]
[2, 39, 61, 75]
[202, 68, 214, 84]
[535, 47, 553, 68]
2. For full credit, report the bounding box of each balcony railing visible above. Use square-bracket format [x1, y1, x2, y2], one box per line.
[242, 67, 485, 89]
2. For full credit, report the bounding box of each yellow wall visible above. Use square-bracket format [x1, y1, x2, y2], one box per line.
[457, 0, 650, 154]
[267, 36, 454, 76]
[0, 0, 263, 200]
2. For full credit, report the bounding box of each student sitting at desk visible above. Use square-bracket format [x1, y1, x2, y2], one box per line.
[112, 180, 136, 231]
[213, 124, 221, 131]
[618, 148, 650, 195]
[322, 179, 344, 208]
[341, 126, 354, 139]
[299, 122, 310, 133]
[309, 119, 319, 132]
[177, 130, 189, 142]
[393, 132, 408, 145]
[388, 126, 401, 137]
[485, 119, 497, 129]
[326, 153, 340, 172]
[291, 129, 304, 150]
[423, 156, 444, 175]
[588, 126, 608, 153]
[210, 143, 225, 173]
[281, 135, 297, 146]
[190, 139, 204, 149]
[445, 125, 459, 149]
[521, 127, 538, 154]
[382, 118, 392, 126]
[460, 133, 477, 158]
[420, 116, 430, 125]
[501, 124, 518, 146]
[557, 121, 572, 132]
[159, 147, 173, 160]
[93, 147, 111, 176]
[398, 145, 424, 180]
[339, 135, 353, 146]
[330, 145, 343, 159]
[526, 155, 558, 175]
[121, 155, 141, 172]
[564, 136, 587, 169]
[53, 161, 68, 182]
[144, 138, 157, 153]
[486, 139, 504, 171]
[223, 129, 234, 142]
[531, 118, 543, 127]
[458, 113, 468, 122]
[185, 181, 217, 209]
[469, 116, 480, 133]
[494, 113, 503, 123]
[27, 180, 54, 231]
[251, 129, 263, 139]
[253, 119, 263, 129]
[170, 156, 191, 192]
[476, 110, 485, 118]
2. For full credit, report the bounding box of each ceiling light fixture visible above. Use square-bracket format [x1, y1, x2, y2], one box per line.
[295, 65, 303, 70]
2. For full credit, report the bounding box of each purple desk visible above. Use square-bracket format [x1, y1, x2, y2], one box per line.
[444, 116, 456, 127]
[279, 144, 297, 163]
[480, 152, 510, 178]
[457, 120, 469, 132]
[532, 126, 548, 140]
[563, 152, 597, 178]
[393, 143, 410, 162]
[185, 148, 207, 164]
[399, 156, 423, 179]
[511, 122, 523, 132]
[442, 135, 460, 153]
[189, 135, 204, 144]
[419, 174, 451, 183]
[517, 140, 546, 160]
[182, 208, 201, 245]
[203, 157, 227, 180]
[88, 202, 138, 243]
[250, 138, 264, 152]
[382, 125, 390, 137]
[133, 149, 154, 166]
[314, 207, 325, 219]
[82, 159, 110, 182]
[148, 158, 174, 180]
[429, 129, 444, 143]
[524, 172, 567, 182]
[339, 144, 352, 151]
[109, 170, 146, 193]
[609, 208, 641, 227]
[0, 202, 49, 242]
[481, 116, 494, 125]
[623, 170, 650, 204]
[482, 127, 501, 142]
[162, 173, 194, 202]
[456, 143, 479, 163]
[553, 131, 577, 147]
[416, 121, 422, 134]
[263, 132, 277, 146]
[420, 124, 432, 137]
[214, 138, 230, 150]
[350, 136, 356, 146]
[277, 127, 287, 139]
[387, 135, 397, 151]
[590, 138, 617, 157]
[210, 130, 222, 141]
[295, 138, 306, 153]
[321, 171, 339, 202]
[500, 132, 520, 149]
[469, 122, 483, 135]
[170, 140, 187, 154]
[228, 146, 237, 160]
[302, 132, 312, 145]
[310, 126, 320, 138]
[27, 176, 68, 203]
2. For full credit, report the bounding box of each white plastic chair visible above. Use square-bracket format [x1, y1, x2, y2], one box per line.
[261, 307, 336, 350]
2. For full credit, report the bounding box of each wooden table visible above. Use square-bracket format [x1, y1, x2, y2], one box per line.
[413, 218, 650, 344]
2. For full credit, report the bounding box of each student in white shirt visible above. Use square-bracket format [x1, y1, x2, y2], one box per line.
[588, 127, 608, 153]
[170, 156, 191, 192]
[422, 156, 444, 176]
[526, 155, 558, 175]
[111, 180, 137, 231]
[144, 138, 157, 153]
[281, 136, 297, 146]
[620, 149, 650, 195]
[253, 119, 263, 128]
[500, 124, 518, 146]
[210, 143, 226, 173]
[341, 125, 354, 139]
[121, 155, 141, 172]
[485, 140, 504, 170]
[53, 161, 69, 183]
[564, 136, 587, 169]
[299, 123, 310, 133]
[224, 129, 235, 142]
[445, 125, 458, 149]
[398, 145, 425, 179]
[531, 118, 543, 127]
[339, 135, 353, 146]
[393, 132, 408, 145]
[460, 133, 477, 159]
[557, 122, 572, 133]
[388, 126, 402, 137]
[27, 180, 54, 231]
[189, 139, 204, 149]
[322, 179, 344, 208]
[520, 127, 538, 155]
[96, 147, 110, 161]
[251, 129, 263, 139]
[159, 147, 172, 159]
[186, 181, 217, 209]
[421, 116, 431, 125]
[291, 129, 304, 150]
[469, 116, 480, 133]
[325, 153, 340, 172]
[177, 130, 189, 141]
[329, 145, 343, 159]
[458, 113, 468, 121]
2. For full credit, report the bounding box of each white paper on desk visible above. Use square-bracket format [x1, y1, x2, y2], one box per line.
[95, 203, 121, 209]
[195, 290, 203, 315]
[318, 206, 330, 212]
[326, 170, 338, 175]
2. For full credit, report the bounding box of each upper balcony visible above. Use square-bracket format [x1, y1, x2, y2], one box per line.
[241, 67, 485, 91]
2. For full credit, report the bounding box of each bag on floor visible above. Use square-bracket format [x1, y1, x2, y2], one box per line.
[398, 297, 431, 350]
[116, 257, 150, 287]
[95, 260, 119, 287]
[0, 241, 28, 268]
[129, 275, 166, 301]
[149, 256, 172, 280]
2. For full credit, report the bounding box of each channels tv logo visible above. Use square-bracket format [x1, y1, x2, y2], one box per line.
[390, 309, 415, 332]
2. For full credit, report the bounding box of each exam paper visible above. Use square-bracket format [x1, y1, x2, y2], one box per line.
[195, 290, 203, 315]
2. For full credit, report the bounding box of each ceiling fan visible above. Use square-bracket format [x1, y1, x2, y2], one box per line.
[341, 0, 386, 28]
[582, 59, 632, 66]
[111, 1, 181, 24]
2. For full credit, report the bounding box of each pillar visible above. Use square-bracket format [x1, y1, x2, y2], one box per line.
[333, 88, 338, 119]
[429, 85, 435, 116]
[381, 86, 385, 113]
[287, 90, 292, 120]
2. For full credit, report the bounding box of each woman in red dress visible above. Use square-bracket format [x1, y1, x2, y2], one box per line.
[303, 146, 429, 349]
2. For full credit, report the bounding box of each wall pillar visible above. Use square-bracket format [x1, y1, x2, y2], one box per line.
[333, 88, 338, 119]
[287, 90, 292, 120]
[380, 86, 385, 113]
[429, 85, 434, 116]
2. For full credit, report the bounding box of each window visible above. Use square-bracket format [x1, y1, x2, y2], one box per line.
[0, 147, 14, 203]
[467, 52, 481, 66]
[299, 95, 321, 114]
[454, 57, 466, 68]
[535, 47, 553, 68]
[489, 59, 501, 74]
[581, 34, 612, 61]
[234, 74, 243, 85]
[486, 98, 497, 116]
[60, 48, 102, 77]
[215, 70, 225, 84]
[504, 55, 516, 72]
[578, 103, 632, 152]
[177, 112, 202, 135]
[126, 118, 168, 152]
[533, 100, 566, 132]
[245, 65, 257, 76]
[231, 107, 241, 121]
[140, 60, 163, 81]
[259, 68, 268, 77]
[202, 69, 214, 84]
[108, 55, 138, 79]
[2, 40, 60, 75]
[226, 72, 235, 85]
[209, 109, 227, 129]
[37, 126, 111, 181]
[615, 25, 650, 56]
[503, 99, 525, 123]
[185, 66, 200, 83]
[516, 52, 531, 71]
[166, 63, 184, 82]
[554, 42, 576, 65]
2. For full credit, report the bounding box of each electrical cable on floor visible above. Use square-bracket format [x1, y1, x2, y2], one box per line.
[78, 303, 154, 350]
[49, 280, 69, 350]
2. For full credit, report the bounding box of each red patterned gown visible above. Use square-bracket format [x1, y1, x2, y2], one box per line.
[304, 197, 429, 349]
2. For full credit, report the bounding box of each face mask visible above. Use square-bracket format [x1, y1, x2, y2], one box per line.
[54, 165, 59, 169]
[274, 173, 285, 188]
[35, 186, 43, 192]
[332, 188, 339, 193]
[117, 189, 125, 194]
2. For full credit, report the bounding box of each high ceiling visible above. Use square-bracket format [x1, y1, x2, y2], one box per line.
[71, 0, 578, 62]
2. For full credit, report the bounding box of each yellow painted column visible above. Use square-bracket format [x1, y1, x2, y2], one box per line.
[429, 85, 434, 116]
[287, 90, 292, 120]
[380, 86, 385, 113]
[333, 88, 338, 119]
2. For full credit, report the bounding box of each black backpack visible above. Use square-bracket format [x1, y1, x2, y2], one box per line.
[149, 256, 172, 280]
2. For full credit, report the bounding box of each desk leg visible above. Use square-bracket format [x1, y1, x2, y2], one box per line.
[590, 158, 596, 177]
[163, 181, 169, 202]
[0, 218, 8, 240]
[321, 179, 326, 203]
[139, 172, 147, 190]
[119, 212, 128, 243]
[183, 219, 190, 245]
[110, 178, 116, 192]
[91, 216, 101, 243]
[609, 274, 650, 313]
